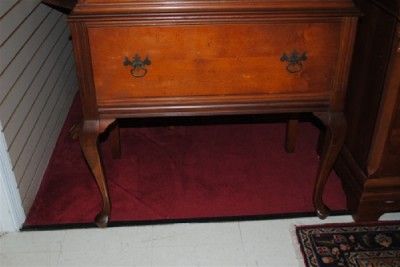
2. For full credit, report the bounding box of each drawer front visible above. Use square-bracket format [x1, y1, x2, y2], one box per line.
[88, 22, 341, 101]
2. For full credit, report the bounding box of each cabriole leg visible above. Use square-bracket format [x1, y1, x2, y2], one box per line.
[312, 112, 346, 219]
[110, 123, 121, 159]
[79, 119, 115, 227]
[285, 119, 299, 153]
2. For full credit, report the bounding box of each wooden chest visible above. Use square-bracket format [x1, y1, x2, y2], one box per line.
[67, 0, 359, 227]
[335, 0, 400, 221]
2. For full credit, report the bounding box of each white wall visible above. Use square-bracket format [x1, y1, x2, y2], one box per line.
[0, 0, 78, 230]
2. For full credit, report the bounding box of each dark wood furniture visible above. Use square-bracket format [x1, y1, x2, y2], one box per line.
[62, 0, 359, 227]
[42, 0, 77, 13]
[335, 0, 400, 221]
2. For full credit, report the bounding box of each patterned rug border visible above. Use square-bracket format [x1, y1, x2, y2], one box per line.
[295, 220, 400, 231]
[295, 220, 400, 267]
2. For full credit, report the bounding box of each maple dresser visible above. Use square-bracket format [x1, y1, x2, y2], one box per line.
[55, 0, 361, 227]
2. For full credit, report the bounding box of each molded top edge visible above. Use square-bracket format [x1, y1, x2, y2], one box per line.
[71, 0, 359, 16]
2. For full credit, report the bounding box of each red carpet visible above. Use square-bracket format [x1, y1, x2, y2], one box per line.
[25, 95, 347, 226]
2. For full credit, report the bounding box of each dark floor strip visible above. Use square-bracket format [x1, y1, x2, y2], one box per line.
[21, 210, 350, 231]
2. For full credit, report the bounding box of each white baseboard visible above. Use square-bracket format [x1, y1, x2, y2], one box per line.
[0, 123, 26, 232]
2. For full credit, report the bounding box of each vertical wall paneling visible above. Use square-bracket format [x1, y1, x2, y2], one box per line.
[0, 4, 51, 73]
[17, 56, 74, 195]
[12, 47, 73, 182]
[0, 7, 61, 104]
[0, 11, 64, 126]
[7, 30, 71, 167]
[0, 2, 78, 222]
[22, 72, 78, 211]
[0, 0, 41, 45]
[0, 0, 19, 18]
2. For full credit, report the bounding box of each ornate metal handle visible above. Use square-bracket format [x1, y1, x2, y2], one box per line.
[123, 54, 151, 78]
[280, 51, 307, 73]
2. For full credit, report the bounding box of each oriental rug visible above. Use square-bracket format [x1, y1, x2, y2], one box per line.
[296, 222, 400, 267]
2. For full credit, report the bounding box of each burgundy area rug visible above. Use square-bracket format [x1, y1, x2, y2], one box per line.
[296, 221, 400, 267]
[24, 95, 347, 227]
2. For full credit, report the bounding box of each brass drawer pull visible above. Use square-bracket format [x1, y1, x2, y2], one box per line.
[281, 51, 307, 73]
[123, 54, 151, 78]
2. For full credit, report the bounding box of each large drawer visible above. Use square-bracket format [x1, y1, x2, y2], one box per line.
[87, 22, 341, 102]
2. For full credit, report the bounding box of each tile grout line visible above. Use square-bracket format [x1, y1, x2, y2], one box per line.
[237, 222, 251, 267]
[150, 225, 154, 267]
[55, 231, 67, 266]
[237, 222, 247, 253]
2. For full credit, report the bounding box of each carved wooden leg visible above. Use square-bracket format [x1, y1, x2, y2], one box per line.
[316, 129, 325, 157]
[312, 112, 346, 219]
[285, 119, 298, 153]
[110, 123, 121, 159]
[80, 119, 115, 227]
[354, 201, 384, 222]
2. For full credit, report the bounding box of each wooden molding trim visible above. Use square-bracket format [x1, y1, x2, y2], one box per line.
[72, 1, 359, 16]
[96, 94, 330, 118]
[330, 16, 358, 111]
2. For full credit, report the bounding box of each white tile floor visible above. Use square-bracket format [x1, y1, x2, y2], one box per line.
[1, 213, 399, 267]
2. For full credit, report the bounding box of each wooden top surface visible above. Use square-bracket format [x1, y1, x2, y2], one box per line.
[70, 0, 359, 16]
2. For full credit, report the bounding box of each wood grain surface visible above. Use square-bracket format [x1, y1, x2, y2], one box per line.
[88, 22, 341, 101]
